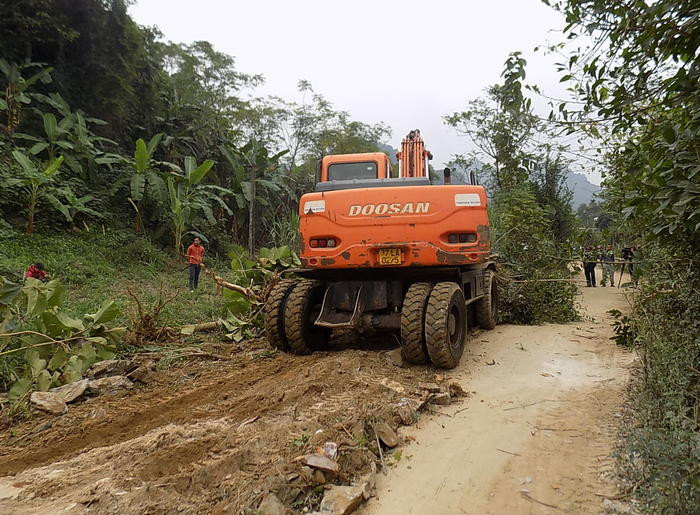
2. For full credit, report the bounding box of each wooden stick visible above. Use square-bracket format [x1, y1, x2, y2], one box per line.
[520, 491, 561, 510]
[496, 448, 521, 457]
[374, 427, 387, 475]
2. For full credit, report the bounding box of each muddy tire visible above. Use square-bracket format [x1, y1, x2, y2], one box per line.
[425, 282, 467, 369]
[400, 282, 433, 364]
[475, 269, 498, 330]
[263, 278, 297, 351]
[284, 280, 329, 355]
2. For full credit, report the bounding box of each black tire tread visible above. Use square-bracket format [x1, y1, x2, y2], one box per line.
[263, 278, 297, 351]
[425, 282, 465, 369]
[400, 282, 433, 364]
[284, 280, 322, 355]
[475, 269, 497, 330]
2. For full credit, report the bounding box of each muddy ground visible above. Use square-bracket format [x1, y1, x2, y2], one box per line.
[0, 282, 633, 514]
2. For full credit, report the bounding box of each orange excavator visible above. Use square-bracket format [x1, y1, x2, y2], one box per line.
[263, 130, 497, 368]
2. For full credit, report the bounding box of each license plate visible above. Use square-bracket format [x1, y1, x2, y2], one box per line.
[378, 248, 402, 266]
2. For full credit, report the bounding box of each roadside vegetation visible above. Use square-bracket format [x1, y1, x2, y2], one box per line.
[546, 0, 700, 510]
[446, 53, 578, 324]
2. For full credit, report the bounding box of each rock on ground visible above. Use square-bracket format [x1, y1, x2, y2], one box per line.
[302, 454, 339, 473]
[128, 360, 156, 384]
[29, 392, 66, 414]
[374, 422, 399, 448]
[320, 485, 365, 515]
[88, 360, 131, 378]
[396, 398, 418, 425]
[87, 376, 133, 395]
[384, 348, 404, 367]
[258, 492, 290, 515]
[430, 392, 452, 405]
[50, 379, 89, 403]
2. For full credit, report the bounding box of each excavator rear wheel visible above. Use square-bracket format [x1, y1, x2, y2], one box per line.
[425, 282, 467, 369]
[400, 282, 433, 364]
[263, 278, 297, 351]
[284, 279, 329, 355]
[475, 269, 498, 330]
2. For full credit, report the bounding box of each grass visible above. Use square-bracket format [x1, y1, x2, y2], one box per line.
[0, 230, 235, 328]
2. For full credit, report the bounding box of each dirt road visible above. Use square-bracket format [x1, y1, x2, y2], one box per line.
[0, 283, 631, 514]
[365, 284, 633, 514]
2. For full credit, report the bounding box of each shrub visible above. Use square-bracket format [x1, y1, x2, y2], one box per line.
[618, 246, 700, 511]
[490, 185, 578, 324]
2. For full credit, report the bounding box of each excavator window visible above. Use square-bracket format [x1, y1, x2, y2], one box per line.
[327, 161, 378, 181]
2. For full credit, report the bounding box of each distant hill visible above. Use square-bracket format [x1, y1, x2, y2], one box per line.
[376, 142, 399, 164]
[564, 171, 601, 207]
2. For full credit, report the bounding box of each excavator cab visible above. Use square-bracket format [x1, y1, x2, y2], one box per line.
[317, 152, 394, 182]
[264, 130, 497, 369]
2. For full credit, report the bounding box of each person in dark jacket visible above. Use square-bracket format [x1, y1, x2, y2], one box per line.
[583, 247, 597, 287]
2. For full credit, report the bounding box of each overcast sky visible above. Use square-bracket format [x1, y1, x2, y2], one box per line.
[129, 0, 598, 183]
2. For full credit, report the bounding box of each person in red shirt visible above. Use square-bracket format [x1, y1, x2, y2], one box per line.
[186, 237, 205, 290]
[25, 263, 49, 283]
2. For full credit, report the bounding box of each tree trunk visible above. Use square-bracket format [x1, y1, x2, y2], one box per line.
[248, 166, 256, 258]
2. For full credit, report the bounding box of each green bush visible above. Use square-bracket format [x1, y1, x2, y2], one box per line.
[618, 247, 700, 511]
[490, 186, 578, 324]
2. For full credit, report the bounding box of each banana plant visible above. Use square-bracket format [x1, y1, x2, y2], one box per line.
[0, 277, 123, 397]
[46, 187, 102, 229]
[117, 134, 166, 232]
[0, 59, 52, 135]
[221, 139, 289, 257]
[167, 156, 232, 255]
[8, 151, 63, 233]
[14, 94, 116, 180]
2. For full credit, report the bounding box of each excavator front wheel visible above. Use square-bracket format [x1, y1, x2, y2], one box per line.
[475, 269, 498, 330]
[263, 278, 297, 351]
[400, 282, 433, 364]
[284, 279, 329, 355]
[425, 282, 467, 369]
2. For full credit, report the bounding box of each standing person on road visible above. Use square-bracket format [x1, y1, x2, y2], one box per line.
[601, 244, 616, 287]
[583, 246, 597, 287]
[186, 237, 205, 291]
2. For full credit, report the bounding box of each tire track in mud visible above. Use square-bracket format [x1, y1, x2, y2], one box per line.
[0, 350, 332, 475]
[0, 337, 439, 514]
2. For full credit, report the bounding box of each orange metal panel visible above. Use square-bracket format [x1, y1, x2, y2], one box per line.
[298, 185, 490, 269]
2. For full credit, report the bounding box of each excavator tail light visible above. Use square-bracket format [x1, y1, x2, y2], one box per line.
[309, 237, 338, 248]
[447, 233, 477, 244]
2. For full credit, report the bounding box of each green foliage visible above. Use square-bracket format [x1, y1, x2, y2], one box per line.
[548, 1, 700, 509]
[166, 155, 229, 255]
[6, 151, 63, 233]
[0, 277, 124, 396]
[607, 309, 636, 348]
[491, 186, 578, 324]
[615, 249, 700, 511]
[46, 187, 102, 227]
[221, 139, 289, 256]
[445, 53, 538, 190]
[223, 244, 300, 317]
